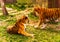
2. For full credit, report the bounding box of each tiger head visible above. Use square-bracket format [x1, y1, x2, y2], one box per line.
[33, 7, 45, 17]
[33, 7, 41, 17]
[20, 15, 29, 24]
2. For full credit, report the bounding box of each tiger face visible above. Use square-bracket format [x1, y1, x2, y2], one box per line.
[33, 7, 41, 16]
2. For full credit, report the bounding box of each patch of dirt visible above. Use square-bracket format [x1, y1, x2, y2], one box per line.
[47, 24, 60, 31]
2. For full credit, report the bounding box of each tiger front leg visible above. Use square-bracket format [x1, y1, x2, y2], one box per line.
[18, 28, 34, 37]
[34, 20, 40, 28]
[34, 19, 47, 29]
[39, 19, 47, 29]
[34, 17, 43, 28]
[34, 15, 44, 28]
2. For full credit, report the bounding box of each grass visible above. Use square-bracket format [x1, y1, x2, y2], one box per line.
[28, 12, 39, 21]
[17, 0, 32, 4]
[0, 8, 60, 42]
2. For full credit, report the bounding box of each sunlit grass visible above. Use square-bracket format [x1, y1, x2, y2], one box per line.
[0, 8, 60, 42]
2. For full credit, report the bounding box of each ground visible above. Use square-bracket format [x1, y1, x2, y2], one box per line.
[0, 8, 60, 42]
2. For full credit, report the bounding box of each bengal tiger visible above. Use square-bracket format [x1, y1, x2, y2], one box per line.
[7, 15, 34, 37]
[33, 7, 60, 29]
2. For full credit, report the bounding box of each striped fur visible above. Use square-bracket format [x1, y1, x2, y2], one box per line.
[34, 7, 60, 28]
[7, 15, 34, 37]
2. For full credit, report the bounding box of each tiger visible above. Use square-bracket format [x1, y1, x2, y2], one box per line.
[33, 7, 60, 29]
[7, 15, 34, 37]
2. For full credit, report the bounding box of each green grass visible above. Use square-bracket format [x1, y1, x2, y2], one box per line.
[28, 12, 38, 20]
[0, 9, 60, 42]
[17, 0, 32, 4]
[6, 3, 33, 11]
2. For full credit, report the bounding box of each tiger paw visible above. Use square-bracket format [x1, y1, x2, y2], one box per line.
[34, 25, 38, 28]
[30, 34, 35, 37]
[40, 24, 47, 29]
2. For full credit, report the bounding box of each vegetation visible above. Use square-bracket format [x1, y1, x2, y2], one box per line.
[0, 8, 60, 42]
[0, 0, 60, 42]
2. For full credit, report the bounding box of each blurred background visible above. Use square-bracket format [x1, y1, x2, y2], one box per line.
[5, 0, 60, 8]
[0, 0, 60, 42]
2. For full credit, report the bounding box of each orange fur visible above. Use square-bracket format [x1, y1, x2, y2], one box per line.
[7, 15, 34, 37]
[34, 7, 60, 28]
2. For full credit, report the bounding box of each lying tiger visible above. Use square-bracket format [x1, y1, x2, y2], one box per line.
[7, 15, 34, 37]
[33, 7, 60, 29]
